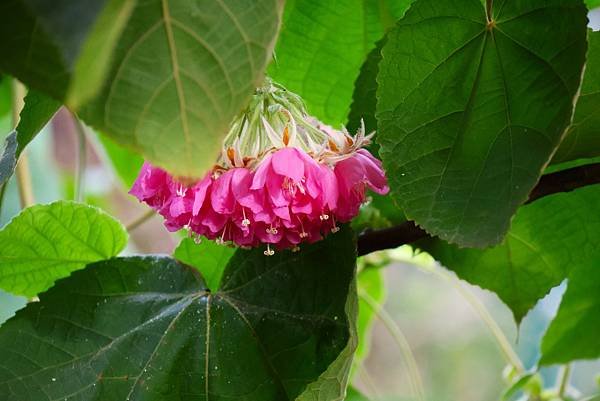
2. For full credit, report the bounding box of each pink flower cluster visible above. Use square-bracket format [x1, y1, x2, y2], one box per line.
[130, 146, 388, 254]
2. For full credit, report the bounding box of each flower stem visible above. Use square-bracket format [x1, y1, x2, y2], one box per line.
[358, 289, 426, 401]
[125, 208, 156, 232]
[12, 80, 34, 209]
[417, 263, 525, 374]
[72, 113, 87, 203]
[557, 364, 571, 398]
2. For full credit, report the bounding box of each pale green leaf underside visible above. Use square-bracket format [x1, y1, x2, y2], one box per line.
[0, 227, 357, 401]
[80, 0, 283, 178]
[426, 184, 600, 322]
[0, 201, 127, 297]
[270, 0, 412, 126]
[377, 0, 588, 247]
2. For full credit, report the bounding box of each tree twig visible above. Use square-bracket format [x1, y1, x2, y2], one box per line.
[357, 162, 600, 256]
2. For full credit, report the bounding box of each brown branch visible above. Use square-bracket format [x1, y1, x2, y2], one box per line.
[357, 162, 600, 256]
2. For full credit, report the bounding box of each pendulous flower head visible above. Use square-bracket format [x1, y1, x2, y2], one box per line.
[130, 79, 389, 255]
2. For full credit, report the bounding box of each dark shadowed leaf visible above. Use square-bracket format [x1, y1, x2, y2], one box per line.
[0, 201, 127, 297]
[80, 0, 283, 178]
[173, 237, 234, 292]
[377, 0, 588, 247]
[0, 0, 135, 108]
[540, 253, 600, 365]
[424, 185, 600, 322]
[270, 0, 413, 126]
[0, 227, 357, 401]
[553, 30, 600, 163]
[0, 90, 60, 187]
[348, 38, 385, 155]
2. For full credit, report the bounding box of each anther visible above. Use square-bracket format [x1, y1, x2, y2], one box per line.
[320, 214, 329, 221]
[291, 246, 300, 252]
[299, 232, 308, 238]
[242, 218, 250, 226]
[263, 244, 275, 256]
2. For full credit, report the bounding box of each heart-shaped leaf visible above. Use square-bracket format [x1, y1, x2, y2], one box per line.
[0, 227, 357, 401]
[0, 201, 127, 297]
[377, 0, 588, 247]
[424, 184, 600, 322]
[80, 0, 284, 178]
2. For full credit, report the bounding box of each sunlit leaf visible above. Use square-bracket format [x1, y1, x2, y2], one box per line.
[270, 0, 412, 126]
[0, 201, 127, 297]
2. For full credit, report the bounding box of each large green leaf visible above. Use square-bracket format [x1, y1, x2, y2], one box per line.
[424, 185, 600, 322]
[553, 30, 600, 164]
[0, 227, 357, 401]
[270, 0, 412, 126]
[80, 0, 283, 178]
[0, 0, 135, 108]
[377, 0, 588, 247]
[0, 90, 60, 187]
[173, 237, 234, 291]
[0, 201, 127, 297]
[540, 255, 600, 365]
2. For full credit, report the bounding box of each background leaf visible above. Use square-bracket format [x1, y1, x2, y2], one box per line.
[0, 201, 127, 297]
[377, 0, 588, 247]
[270, 0, 413, 126]
[0, 227, 357, 401]
[540, 253, 600, 365]
[173, 237, 234, 291]
[553, 30, 600, 164]
[0, 89, 60, 187]
[96, 134, 144, 187]
[0, 0, 135, 108]
[80, 0, 283, 178]
[423, 184, 600, 322]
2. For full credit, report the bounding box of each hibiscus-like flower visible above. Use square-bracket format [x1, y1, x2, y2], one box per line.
[130, 80, 389, 255]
